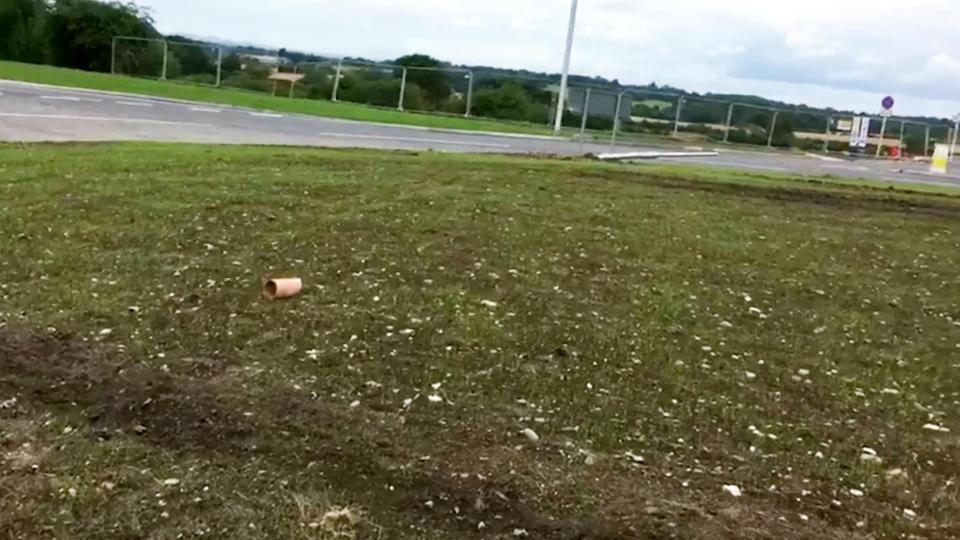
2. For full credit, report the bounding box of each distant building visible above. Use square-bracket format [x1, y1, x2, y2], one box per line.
[239, 53, 292, 68]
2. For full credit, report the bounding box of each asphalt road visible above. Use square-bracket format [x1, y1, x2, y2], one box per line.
[2, 79, 959, 189]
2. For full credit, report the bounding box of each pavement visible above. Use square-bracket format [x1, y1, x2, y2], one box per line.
[2, 79, 960, 189]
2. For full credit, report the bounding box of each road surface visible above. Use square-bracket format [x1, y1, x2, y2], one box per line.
[2, 79, 959, 189]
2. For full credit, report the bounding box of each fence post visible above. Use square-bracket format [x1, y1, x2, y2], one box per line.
[723, 102, 734, 143]
[331, 58, 343, 102]
[672, 96, 684, 136]
[950, 122, 960, 163]
[398, 67, 407, 111]
[160, 40, 168, 81]
[897, 121, 905, 159]
[464, 72, 474, 117]
[824, 117, 831, 153]
[767, 110, 779, 148]
[610, 92, 623, 151]
[578, 88, 591, 151]
[876, 116, 889, 158]
[215, 48, 223, 87]
[948, 127, 955, 161]
[111, 37, 117, 75]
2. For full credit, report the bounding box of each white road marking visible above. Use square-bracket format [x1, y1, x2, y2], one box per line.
[316, 131, 512, 149]
[804, 152, 844, 162]
[823, 164, 869, 171]
[250, 112, 283, 118]
[0, 112, 211, 127]
[40, 95, 102, 103]
[116, 100, 154, 107]
[698, 160, 791, 172]
[189, 106, 222, 113]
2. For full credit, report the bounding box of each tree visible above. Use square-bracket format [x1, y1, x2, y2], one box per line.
[167, 35, 214, 76]
[395, 54, 451, 108]
[44, 0, 158, 72]
[0, 0, 47, 62]
[472, 82, 546, 123]
[220, 52, 242, 73]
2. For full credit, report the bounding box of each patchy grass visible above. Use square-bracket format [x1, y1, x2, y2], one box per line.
[0, 61, 550, 136]
[632, 161, 960, 197]
[2, 143, 959, 539]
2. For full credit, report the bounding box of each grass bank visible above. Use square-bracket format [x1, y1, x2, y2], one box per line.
[0, 61, 551, 135]
[1, 143, 959, 539]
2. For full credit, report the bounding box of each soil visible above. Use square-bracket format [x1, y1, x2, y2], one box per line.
[0, 327, 639, 539]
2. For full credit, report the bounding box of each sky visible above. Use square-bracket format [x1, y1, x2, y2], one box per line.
[139, 0, 960, 119]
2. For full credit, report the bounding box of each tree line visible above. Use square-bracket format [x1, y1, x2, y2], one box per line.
[1, 0, 158, 71]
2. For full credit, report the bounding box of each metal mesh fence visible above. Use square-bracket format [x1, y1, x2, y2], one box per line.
[165, 41, 221, 86]
[107, 35, 951, 157]
[111, 37, 165, 79]
[332, 61, 404, 108]
[401, 66, 473, 116]
[470, 73, 558, 125]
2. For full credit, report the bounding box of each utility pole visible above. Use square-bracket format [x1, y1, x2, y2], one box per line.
[464, 72, 474, 117]
[160, 40, 168, 81]
[398, 68, 407, 111]
[610, 92, 623, 151]
[672, 96, 684, 137]
[331, 58, 343, 101]
[723, 103, 735, 143]
[767, 110, 779, 148]
[553, 0, 579, 134]
[215, 48, 223, 87]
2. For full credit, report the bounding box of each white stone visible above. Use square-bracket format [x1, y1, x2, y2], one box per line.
[722, 485, 743, 497]
[521, 428, 540, 443]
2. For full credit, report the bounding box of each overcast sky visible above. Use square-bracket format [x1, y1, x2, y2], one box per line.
[140, 0, 960, 118]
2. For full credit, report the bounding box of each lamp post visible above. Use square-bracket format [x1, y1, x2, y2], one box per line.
[553, 0, 579, 134]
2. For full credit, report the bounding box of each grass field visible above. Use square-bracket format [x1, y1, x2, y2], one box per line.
[2, 143, 959, 539]
[0, 61, 551, 136]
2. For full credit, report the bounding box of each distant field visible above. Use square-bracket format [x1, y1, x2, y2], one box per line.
[0, 61, 551, 136]
[2, 143, 959, 539]
[637, 99, 673, 110]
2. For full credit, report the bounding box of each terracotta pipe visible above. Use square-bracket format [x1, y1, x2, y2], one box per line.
[263, 278, 303, 300]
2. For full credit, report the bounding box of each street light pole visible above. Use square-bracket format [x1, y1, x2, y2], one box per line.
[553, 0, 579, 134]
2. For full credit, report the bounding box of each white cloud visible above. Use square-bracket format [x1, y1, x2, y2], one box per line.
[139, 0, 960, 117]
[907, 53, 960, 84]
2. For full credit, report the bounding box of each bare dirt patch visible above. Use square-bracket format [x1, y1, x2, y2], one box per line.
[0, 327, 641, 539]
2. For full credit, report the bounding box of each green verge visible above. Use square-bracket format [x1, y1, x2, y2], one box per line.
[0, 61, 551, 135]
[1, 143, 959, 539]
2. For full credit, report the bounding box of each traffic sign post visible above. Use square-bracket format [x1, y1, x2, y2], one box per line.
[876, 96, 895, 158]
